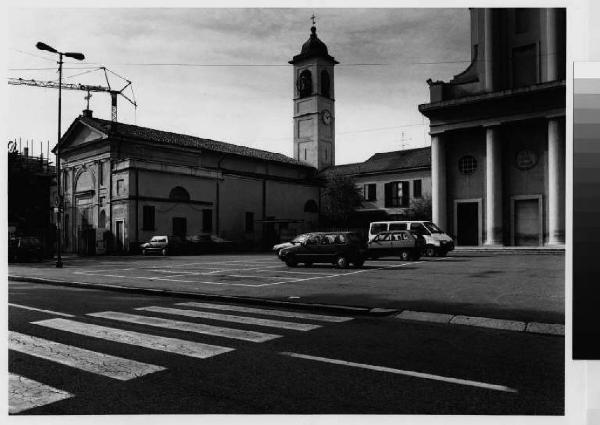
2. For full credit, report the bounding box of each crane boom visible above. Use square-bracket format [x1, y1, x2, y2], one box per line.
[8, 77, 137, 122]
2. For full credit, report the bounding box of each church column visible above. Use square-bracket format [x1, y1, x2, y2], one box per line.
[547, 117, 565, 245]
[431, 134, 447, 231]
[545, 8, 559, 82]
[484, 8, 495, 92]
[485, 124, 503, 245]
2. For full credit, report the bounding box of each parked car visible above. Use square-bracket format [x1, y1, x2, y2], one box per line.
[186, 234, 234, 254]
[140, 235, 187, 256]
[368, 220, 454, 257]
[278, 232, 367, 269]
[367, 230, 425, 261]
[8, 236, 43, 262]
[272, 233, 311, 256]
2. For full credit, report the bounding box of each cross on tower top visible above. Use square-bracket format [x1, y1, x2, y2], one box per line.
[310, 13, 316, 26]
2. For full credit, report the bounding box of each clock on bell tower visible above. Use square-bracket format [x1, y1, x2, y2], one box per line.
[289, 23, 338, 171]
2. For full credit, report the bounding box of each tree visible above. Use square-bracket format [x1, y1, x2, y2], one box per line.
[407, 194, 432, 220]
[320, 172, 363, 226]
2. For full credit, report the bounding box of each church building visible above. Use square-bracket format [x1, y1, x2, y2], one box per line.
[419, 8, 566, 247]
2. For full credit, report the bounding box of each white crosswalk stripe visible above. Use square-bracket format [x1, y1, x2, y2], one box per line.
[32, 318, 234, 359]
[88, 311, 281, 342]
[176, 302, 354, 323]
[9, 373, 73, 414]
[136, 306, 321, 331]
[9, 331, 165, 380]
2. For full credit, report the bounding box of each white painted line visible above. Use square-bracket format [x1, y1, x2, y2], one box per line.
[32, 318, 234, 359]
[525, 322, 565, 336]
[280, 352, 518, 393]
[9, 373, 73, 413]
[177, 302, 354, 323]
[136, 306, 321, 331]
[88, 311, 281, 343]
[221, 274, 299, 280]
[9, 303, 75, 318]
[9, 331, 165, 380]
[450, 316, 526, 332]
[396, 310, 453, 324]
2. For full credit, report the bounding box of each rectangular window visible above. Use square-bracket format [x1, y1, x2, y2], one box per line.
[202, 209, 213, 233]
[512, 44, 538, 88]
[172, 217, 187, 237]
[116, 179, 125, 196]
[245, 212, 254, 233]
[143, 206, 155, 230]
[363, 184, 377, 201]
[384, 181, 410, 208]
[413, 180, 422, 198]
[98, 162, 103, 187]
[99, 196, 105, 207]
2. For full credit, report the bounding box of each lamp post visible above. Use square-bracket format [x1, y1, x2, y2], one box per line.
[36, 42, 85, 268]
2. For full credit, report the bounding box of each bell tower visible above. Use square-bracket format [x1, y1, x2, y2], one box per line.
[289, 22, 338, 171]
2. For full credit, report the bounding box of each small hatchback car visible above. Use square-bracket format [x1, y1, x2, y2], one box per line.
[367, 230, 424, 261]
[278, 232, 367, 268]
[140, 235, 186, 256]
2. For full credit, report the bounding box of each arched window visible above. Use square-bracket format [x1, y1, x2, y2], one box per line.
[297, 70, 312, 98]
[321, 70, 331, 98]
[304, 199, 318, 213]
[169, 186, 190, 201]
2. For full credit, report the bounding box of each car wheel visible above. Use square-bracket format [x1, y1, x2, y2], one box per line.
[400, 250, 411, 261]
[285, 257, 298, 267]
[336, 256, 349, 269]
[425, 247, 436, 257]
[161, 248, 168, 256]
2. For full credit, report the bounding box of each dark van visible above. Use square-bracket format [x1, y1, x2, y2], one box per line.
[278, 232, 367, 269]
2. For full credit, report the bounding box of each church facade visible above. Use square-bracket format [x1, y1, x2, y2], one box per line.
[419, 8, 566, 247]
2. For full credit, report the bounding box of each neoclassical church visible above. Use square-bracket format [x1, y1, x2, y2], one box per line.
[419, 8, 566, 247]
[52, 24, 342, 254]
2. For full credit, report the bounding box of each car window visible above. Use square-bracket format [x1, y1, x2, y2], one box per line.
[370, 223, 387, 235]
[424, 222, 442, 233]
[382, 234, 392, 241]
[389, 223, 407, 231]
[391, 234, 401, 241]
[306, 235, 320, 245]
[292, 234, 309, 243]
[410, 223, 429, 235]
[322, 235, 335, 244]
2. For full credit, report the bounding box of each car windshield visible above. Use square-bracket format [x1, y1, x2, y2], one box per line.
[292, 234, 309, 243]
[151, 237, 167, 242]
[424, 222, 443, 233]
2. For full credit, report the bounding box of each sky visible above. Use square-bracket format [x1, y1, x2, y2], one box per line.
[6, 8, 470, 165]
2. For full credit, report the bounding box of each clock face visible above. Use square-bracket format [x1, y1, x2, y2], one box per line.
[322, 109, 332, 125]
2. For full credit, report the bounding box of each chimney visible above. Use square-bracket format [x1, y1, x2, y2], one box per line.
[82, 109, 93, 118]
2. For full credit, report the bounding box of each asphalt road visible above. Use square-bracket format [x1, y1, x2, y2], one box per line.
[9, 251, 565, 323]
[9, 281, 564, 415]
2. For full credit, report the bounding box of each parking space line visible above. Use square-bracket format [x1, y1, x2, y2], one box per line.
[280, 352, 518, 393]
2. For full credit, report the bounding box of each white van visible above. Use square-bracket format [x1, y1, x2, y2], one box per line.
[368, 221, 454, 256]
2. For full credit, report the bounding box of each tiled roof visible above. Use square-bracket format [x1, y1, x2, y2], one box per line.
[325, 147, 431, 176]
[78, 116, 311, 167]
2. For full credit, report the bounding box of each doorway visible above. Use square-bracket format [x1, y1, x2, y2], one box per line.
[512, 196, 542, 246]
[115, 220, 124, 251]
[455, 200, 481, 246]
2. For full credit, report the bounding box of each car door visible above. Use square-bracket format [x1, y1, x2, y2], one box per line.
[300, 234, 321, 262]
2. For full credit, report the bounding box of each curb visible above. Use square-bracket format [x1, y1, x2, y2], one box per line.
[395, 310, 564, 337]
[8, 275, 394, 317]
[9, 275, 564, 335]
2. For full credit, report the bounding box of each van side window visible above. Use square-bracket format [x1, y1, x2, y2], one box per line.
[371, 223, 388, 235]
[382, 234, 392, 241]
[410, 223, 428, 235]
[389, 223, 407, 231]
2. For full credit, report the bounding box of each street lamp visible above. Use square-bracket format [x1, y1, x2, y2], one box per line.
[36, 42, 85, 268]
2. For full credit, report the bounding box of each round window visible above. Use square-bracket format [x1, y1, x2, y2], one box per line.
[458, 156, 478, 175]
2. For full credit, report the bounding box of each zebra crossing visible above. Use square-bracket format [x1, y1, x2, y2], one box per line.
[9, 301, 353, 414]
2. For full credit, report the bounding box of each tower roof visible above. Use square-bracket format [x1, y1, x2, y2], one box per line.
[289, 26, 338, 64]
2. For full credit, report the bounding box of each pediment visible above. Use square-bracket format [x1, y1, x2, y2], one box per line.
[56, 119, 108, 153]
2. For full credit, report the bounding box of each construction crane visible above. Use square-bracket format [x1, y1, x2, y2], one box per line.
[8, 67, 137, 122]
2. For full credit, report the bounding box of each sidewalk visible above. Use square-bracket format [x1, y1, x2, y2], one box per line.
[8, 251, 565, 332]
